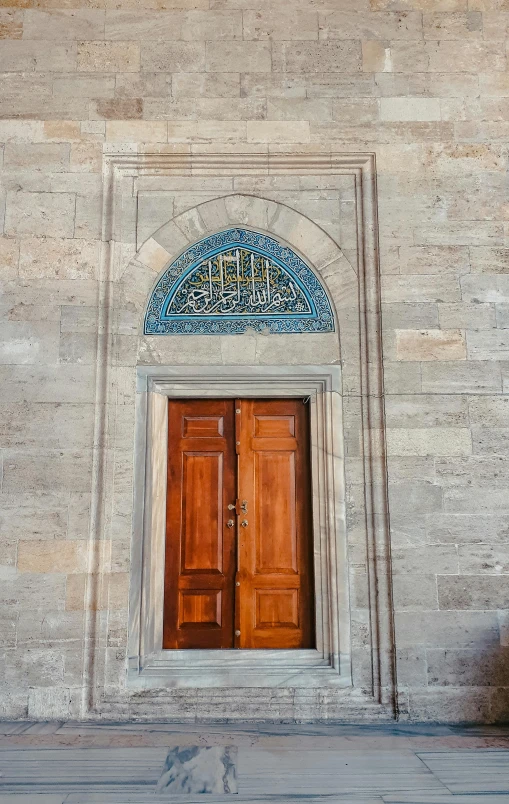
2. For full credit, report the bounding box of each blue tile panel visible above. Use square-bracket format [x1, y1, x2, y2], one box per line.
[144, 228, 335, 335]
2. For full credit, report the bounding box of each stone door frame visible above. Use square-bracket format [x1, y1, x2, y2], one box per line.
[129, 364, 349, 688]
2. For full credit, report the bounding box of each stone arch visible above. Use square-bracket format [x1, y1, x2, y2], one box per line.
[119, 193, 359, 375]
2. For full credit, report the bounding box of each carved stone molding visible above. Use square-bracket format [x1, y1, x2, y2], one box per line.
[82, 151, 396, 721]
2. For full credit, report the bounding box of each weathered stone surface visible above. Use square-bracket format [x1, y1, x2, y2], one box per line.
[5, 191, 75, 238]
[77, 41, 140, 73]
[23, 10, 105, 40]
[387, 427, 472, 456]
[141, 41, 205, 72]
[438, 575, 509, 610]
[272, 41, 362, 73]
[19, 237, 100, 280]
[395, 330, 466, 361]
[0, 9, 23, 40]
[0, 0, 507, 725]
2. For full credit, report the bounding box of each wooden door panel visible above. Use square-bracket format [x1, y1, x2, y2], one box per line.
[179, 590, 222, 628]
[255, 451, 297, 574]
[237, 399, 314, 649]
[164, 399, 236, 649]
[181, 452, 223, 573]
[255, 589, 299, 629]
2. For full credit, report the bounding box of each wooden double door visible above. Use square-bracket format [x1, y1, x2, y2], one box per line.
[163, 398, 315, 650]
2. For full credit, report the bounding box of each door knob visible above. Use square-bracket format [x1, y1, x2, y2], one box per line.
[226, 519, 234, 528]
[241, 520, 248, 528]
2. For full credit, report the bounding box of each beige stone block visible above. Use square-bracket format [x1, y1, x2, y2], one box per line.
[427, 40, 506, 71]
[267, 98, 332, 122]
[23, 10, 106, 40]
[0, 364, 96, 404]
[241, 73, 308, 99]
[438, 575, 509, 610]
[53, 75, 115, 98]
[105, 10, 183, 39]
[392, 573, 439, 611]
[417, 221, 504, 247]
[243, 9, 318, 40]
[396, 329, 466, 361]
[497, 304, 509, 329]
[363, 40, 392, 72]
[18, 237, 100, 281]
[0, 121, 44, 143]
[387, 427, 472, 456]
[17, 540, 111, 575]
[173, 207, 208, 242]
[392, 545, 459, 575]
[399, 245, 470, 275]
[0, 9, 23, 39]
[181, 10, 242, 39]
[91, 98, 143, 120]
[138, 334, 222, 365]
[104, 0, 208, 6]
[172, 73, 240, 98]
[461, 275, 509, 303]
[5, 191, 75, 238]
[0, 237, 19, 280]
[143, 97, 264, 121]
[247, 121, 310, 143]
[469, 396, 509, 428]
[423, 11, 482, 38]
[422, 361, 502, 394]
[0, 402, 94, 449]
[70, 142, 102, 173]
[206, 40, 271, 73]
[141, 41, 205, 72]
[27, 688, 70, 721]
[167, 121, 246, 142]
[224, 194, 271, 229]
[105, 120, 167, 142]
[439, 303, 496, 329]
[385, 394, 468, 428]
[136, 191, 175, 245]
[382, 276, 461, 304]
[60, 306, 99, 333]
[332, 98, 379, 124]
[273, 41, 362, 73]
[137, 237, 172, 273]
[0, 321, 60, 366]
[371, 0, 466, 9]
[152, 219, 190, 259]
[321, 9, 422, 39]
[380, 97, 441, 122]
[4, 143, 70, 173]
[3, 449, 92, 493]
[0, 41, 76, 72]
[43, 121, 82, 142]
[435, 455, 509, 490]
[479, 73, 509, 97]
[115, 72, 169, 99]
[77, 41, 140, 73]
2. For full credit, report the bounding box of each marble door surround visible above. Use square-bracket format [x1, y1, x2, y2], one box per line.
[83, 150, 395, 720]
[131, 364, 347, 687]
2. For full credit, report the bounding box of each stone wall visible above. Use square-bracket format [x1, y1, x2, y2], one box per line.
[0, 0, 508, 723]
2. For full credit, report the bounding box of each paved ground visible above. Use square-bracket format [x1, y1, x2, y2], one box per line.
[1, 722, 509, 803]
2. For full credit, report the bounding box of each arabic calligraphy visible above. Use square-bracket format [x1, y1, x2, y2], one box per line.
[168, 247, 311, 318]
[144, 228, 335, 336]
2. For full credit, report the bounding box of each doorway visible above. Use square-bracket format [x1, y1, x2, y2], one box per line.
[163, 398, 315, 650]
